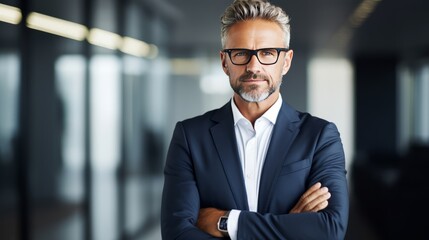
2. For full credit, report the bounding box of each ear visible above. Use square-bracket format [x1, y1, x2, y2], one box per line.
[220, 51, 229, 75]
[281, 50, 294, 75]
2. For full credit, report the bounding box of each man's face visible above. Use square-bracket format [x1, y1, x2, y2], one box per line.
[221, 19, 293, 103]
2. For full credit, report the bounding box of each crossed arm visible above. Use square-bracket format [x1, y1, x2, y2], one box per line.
[161, 121, 349, 239]
[197, 182, 331, 238]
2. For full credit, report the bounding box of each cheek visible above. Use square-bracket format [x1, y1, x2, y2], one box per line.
[228, 68, 243, 80]
[228, 72, 238, 86]
[265, 67, 283, 82]
[277, 69, 285, 79]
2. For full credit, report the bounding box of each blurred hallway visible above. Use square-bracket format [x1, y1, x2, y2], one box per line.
[345, 186, 379, 240]
[1, 0, 429, 239]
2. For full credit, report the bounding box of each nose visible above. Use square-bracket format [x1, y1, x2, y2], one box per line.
[246, 54, 262, 73]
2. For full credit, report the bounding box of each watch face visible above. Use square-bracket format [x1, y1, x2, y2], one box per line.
[218, 216, 228, 231]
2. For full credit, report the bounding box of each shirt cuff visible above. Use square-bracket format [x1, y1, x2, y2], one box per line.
[227, 209, 240, 240]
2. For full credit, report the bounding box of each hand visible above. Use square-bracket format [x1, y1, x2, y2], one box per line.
[289, 182, 331, 214]
[197, 207, 227, 237]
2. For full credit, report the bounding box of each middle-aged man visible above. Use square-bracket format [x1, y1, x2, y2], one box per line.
[161, 0, 349, 239]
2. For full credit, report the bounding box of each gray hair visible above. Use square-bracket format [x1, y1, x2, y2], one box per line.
[220, 0, 291, 48]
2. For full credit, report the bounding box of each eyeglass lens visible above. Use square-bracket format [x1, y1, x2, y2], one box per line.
[230, 49, 279, 65]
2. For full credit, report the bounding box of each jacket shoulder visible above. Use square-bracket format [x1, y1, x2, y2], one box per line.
[179, 102, 230, 128]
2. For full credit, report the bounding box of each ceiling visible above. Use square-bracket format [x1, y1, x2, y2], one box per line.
[1, 0, 428, 60]
[164, 0, 429, 59]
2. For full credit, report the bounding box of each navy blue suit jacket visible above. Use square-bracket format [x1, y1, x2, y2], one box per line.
[161, 100, 349, 239]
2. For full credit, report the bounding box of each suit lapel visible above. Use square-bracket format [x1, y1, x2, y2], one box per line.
[210, 102, 249, 211]
[258, 102, 301, 213]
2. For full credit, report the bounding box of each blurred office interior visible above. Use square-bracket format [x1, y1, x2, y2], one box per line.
[0, 0, 428, 239]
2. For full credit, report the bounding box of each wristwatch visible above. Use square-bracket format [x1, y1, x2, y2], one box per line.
[217, 211, 230, 237]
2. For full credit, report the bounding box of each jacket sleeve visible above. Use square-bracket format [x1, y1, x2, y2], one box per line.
[161, 122, 224, 240]
[237, 122, 349, 240]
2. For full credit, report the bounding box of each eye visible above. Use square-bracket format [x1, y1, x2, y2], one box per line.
[232, 50, 249, 57]
[260, 49, 276, 56]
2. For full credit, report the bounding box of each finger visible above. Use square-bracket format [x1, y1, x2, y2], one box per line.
[310, 200, 329, 212]
[311, 193, 330, 211]
[295, 184, 324, 210]
[291, 184, 324, 212]
[300, 182, 322, 199]
[300, 186, 329, 208]
[304, 192, 331, 212]
[290, 183, 330, 214]
[298, 189, 329, 212]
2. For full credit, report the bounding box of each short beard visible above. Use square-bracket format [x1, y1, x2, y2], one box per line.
[232, 79, 282, 102]
[232, 72, 281, 102]
[236, 85, 274, 102]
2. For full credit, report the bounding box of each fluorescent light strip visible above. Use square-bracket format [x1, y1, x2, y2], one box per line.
[349, 0, 382, 28]
[0, 3, 22, 24]
[120, 37, 159, 58]
[170, 58, 202, 75]
[147, 44, 159, 59]
[26, 12, 88, 41]
[1, 4, 158, 58]
[330, 0, 382, 48]
[87, 28, 122, 50]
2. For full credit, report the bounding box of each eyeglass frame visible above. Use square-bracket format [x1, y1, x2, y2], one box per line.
[222, 48, 290, 65]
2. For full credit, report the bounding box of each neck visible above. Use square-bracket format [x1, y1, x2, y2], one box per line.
[234, 92, 279, 124]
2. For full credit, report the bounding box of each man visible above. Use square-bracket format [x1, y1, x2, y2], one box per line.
[161, 0, 349, 239]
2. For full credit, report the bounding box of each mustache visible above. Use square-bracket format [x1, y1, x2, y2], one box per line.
[239, 72, 268, 82]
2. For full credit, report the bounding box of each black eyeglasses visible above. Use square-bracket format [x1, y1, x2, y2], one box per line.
[222, 48, 289, 65]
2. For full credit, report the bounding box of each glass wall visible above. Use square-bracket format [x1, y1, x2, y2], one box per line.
[413, 62, 429, 143]
[0, 0, 21, 238]
[0, 0, 169, 239]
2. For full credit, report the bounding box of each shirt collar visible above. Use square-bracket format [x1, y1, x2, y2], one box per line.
[231, 94, 283, 126]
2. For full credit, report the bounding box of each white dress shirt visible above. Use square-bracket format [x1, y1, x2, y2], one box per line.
[227, 94, 282, 240]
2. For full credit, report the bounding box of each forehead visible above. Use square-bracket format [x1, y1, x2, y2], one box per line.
[225, 19, 285, 49]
